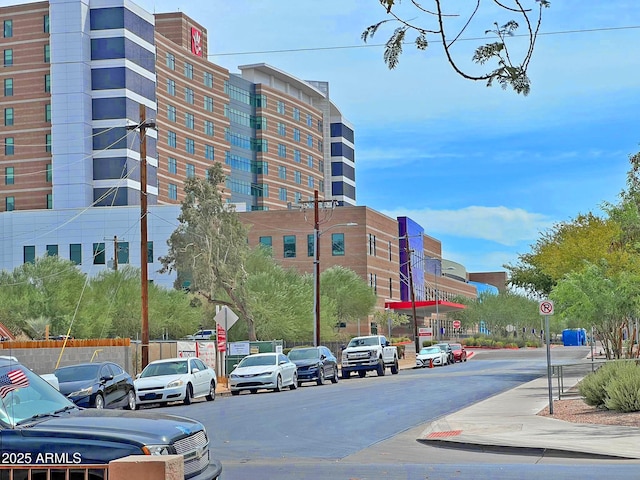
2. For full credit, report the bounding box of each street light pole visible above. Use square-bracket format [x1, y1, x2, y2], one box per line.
[313, 191, 320, 346]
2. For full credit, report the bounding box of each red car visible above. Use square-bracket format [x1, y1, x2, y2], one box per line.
[450, 343, 467, 362]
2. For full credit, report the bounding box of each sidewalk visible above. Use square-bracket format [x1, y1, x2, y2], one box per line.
[418, 366, 640, 459]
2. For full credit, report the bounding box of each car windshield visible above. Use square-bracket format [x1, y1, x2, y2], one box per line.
[420, 347, 440, 354]
[0, 364, 76, 428]
[238, 355, 277, 367]
[140, 360, 188, 377]
[347, 337, 379, 347]
[55, 364, 100, 383]
[451, 345, 462, 350]
[288, 349, 319, 361]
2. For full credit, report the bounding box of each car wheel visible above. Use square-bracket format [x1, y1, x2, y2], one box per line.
[358, 370, 366, 378]
[206, 380, 216, 401]
[290, 372, 298, 390]
[391, 358, 399, 375]
[331, 366, 339, 383]
[316, 367, 325, 386]
[124, 389, 136, 410]
[376, 358, 385, 376]
[274, 375, 283, 392]
[94, 393, 104, 409]
[231, 390, 240, 396]
[341, 369, 350, 379]
[183, 384, 193, 405]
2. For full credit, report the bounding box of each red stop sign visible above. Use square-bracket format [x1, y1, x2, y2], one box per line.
[452, 320, 461, 329]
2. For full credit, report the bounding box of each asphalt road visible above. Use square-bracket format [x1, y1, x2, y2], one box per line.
[155, 347, 640, 479]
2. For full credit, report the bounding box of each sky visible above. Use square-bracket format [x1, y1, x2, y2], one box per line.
[7, 0, 640, 274]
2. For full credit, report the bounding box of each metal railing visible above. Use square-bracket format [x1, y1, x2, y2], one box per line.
[552, 359, 607, 399]
[0, 464, 109, 480]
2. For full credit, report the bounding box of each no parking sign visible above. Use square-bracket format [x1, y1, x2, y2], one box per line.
[539, 300, 554, 316]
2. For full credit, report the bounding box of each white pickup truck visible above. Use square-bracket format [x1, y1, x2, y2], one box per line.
[340, 335, 399, 378]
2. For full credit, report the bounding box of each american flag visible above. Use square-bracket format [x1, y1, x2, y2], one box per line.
[0, 369, 29, 398]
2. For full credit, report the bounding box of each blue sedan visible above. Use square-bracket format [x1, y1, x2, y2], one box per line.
[288, 346, 339, 386]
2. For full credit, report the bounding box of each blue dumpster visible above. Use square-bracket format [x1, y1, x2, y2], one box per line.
[562, 328, 586, 346]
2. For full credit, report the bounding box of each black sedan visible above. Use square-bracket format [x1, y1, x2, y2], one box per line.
[435, 343, 455, 365]
[288, 346, 339, 386]
[54, 361, 136, 410]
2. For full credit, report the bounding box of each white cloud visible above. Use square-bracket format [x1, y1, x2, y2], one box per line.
[380, 206, 553, 246]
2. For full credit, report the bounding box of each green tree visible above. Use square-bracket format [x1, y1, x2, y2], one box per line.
[362, 0, 550, 95]
[160, 163, 257, 340]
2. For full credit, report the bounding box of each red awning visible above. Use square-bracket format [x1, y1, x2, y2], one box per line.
[384, 300, 466, 317]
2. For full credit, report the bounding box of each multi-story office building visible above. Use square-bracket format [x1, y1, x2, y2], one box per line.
[0, 0, 356, 284]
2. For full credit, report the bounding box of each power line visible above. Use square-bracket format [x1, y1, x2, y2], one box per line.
[209, 25, 640, 57]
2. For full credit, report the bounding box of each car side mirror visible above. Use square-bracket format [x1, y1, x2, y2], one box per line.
[101, 374, 114, 382]
[320, 354, 326, 360]
[192, 368, 200, 373]
[385, 341, 390, 347]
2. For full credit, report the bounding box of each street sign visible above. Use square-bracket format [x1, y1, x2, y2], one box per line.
[216, 324, 226, 352]
[452, 320, 461, 329]
[214, 305, 239, 328]
[539, 300, 554, 316]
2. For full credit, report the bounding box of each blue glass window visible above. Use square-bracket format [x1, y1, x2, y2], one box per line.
[92, 97, 126, 120]
[93, 243, 106, 264]
[283, 235, 296, 258]
[332, 233, 345, 256]
[330, 123, 355, 143]
[168, 183, 177, 200]
[24, 245, 35, 263]
[93, 157, 128, 180]
[168, 157, 177, 174]
[93, 127, 127, 150]
[90, 7, 154, 44]
[331, 142, 355, 161]
[70, 244, 82, 265]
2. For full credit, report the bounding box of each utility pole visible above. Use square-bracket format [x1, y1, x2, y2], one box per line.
[127, 104, 156, 369]
[404, 240, 420, 354]
[113, 235, 118, 271]
[313, 189, 320, 348]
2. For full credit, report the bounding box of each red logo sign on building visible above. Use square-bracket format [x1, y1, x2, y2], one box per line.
[191, 27, 203, 57]
[217, 324, 226, 352]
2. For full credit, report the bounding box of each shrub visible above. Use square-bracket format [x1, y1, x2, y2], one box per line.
[604, 362, 640, 412]
[579, 361, 626, 408]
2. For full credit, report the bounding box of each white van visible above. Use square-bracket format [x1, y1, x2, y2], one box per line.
[186, 329, 215, 340]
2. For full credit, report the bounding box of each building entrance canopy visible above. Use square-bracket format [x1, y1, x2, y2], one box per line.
[384, 300, 466, 317]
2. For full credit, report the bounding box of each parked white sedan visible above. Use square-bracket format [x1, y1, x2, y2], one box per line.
[229, 352, 298, 395]
[134, 357, 217, 408]
[416, 346, 448, 367]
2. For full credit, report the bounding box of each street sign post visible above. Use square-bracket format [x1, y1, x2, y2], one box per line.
[214, 306, 239, 377]
[452, 320, 461, 329]
[539, 300, 554, 414]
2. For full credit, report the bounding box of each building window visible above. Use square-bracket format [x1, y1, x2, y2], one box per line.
[332, 233, 345, 256]
[5, 137, 14, 155]
[204, 71, 213, 87]
[4, 49, 13, 67]
[166, 53, 175, 69]
[308, 154, 313, 168]
[293, 128, 300, 142]
[167, 79, 176, 95]
[279, 187, 287, 201]
[46, 193, 52, 209]
[4, 78, 12, 96]
[46, 164, 52, 182]
[205, 145, 214, 160]
[168, 183, 177, 200]
[278, 165, 286, 180]
[277, 123, 286, 136]
[24, 245, 35, 264]
[5, 167, 14, 185]
[278, 144, 286, 158]
[294, 192, 301, 204]
[93, 243, 106, 265]
[319, 179, 324, 191]
[294, 171, 301, 184]
[185, 112, 194, 129]
[389, 277, 393, 298]
[308, 175, 314, 188]
[307, 134, 313, 147]
[319, 160, 324, 172]
[44, 74, 50, 93]
[147, 241, 154, 263]
[116, 242, 129, 265]
[277, 101, 285, 115]
[259, 236, 272, 248]
[168, 157, 177, 174]
[317, 119, 323, 132]
[307, 234, 314, 257]
[283, 235, 296, 258]
[368, 234, 377, 256]
[167, 131, 176, 148]
[70, 244, 82, 265]
[4, 108, 13, 126]
[203, 95, 213, 112]
[45, 134, 52, 153]
[43, 14, 49, 33]
[204, 120, 214, 136]
[44, 45, 50, 63]
[46, 244, 58, 257]
[306, 113, 312, 127]
[318, 139, 323, 152]
[3, 20, 12, 38]
[184, 62, 193, 79]
[45, 104, 51, 122]
[293, 150, 300, 163]
[167, 105, 176, 122]
[184, 87, 194, 104]
[185, 138, 195, 154]
[252, 116, 267, 130]
[186, 163, 195, 178]
[292, 107, 300, 121]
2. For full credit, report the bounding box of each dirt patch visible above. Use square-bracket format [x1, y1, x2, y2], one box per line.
[538, 398, 640, 427]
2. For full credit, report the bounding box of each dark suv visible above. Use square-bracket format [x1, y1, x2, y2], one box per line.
[435, 343, 455, 365]
[0, 357, 222, 479]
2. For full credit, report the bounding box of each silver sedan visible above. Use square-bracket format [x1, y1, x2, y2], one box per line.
[229, 352, 298, 395]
